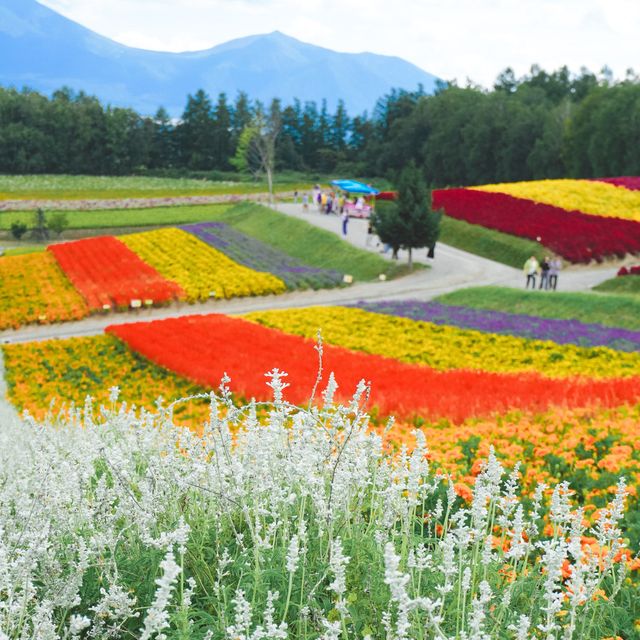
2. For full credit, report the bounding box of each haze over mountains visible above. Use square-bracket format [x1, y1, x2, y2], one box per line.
[0, 0, 440, 116]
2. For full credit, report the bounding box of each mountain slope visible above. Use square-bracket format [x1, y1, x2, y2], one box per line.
[0, 0, 439, 115]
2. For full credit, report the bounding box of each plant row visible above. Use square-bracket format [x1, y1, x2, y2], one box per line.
[432, 187, 640, 262]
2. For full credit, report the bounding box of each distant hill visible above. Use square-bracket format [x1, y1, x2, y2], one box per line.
[0, 0, 440, 115]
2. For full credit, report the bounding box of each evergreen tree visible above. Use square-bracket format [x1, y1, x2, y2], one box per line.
[178, 89, 215, 170]
[371, 162, 441, 270]
[212, 93, 233, 169]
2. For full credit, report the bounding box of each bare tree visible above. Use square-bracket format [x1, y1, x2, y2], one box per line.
[231, 100, 281, 205]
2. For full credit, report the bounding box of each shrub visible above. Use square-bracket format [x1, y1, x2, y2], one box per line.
[9, 221, 28, 240]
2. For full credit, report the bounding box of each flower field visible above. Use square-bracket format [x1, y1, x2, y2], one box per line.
[120, 228, 287, 301]
[432, 186, 640, 262]
[350, 299, 640, 351]
[181, 221, 344, 289]
[48, 236, 184, 309]
[594, 176, 640, 191]
[474, 178, 640, 221]
[247, 306, 640, 379]
[0, 252, 89, 329]
[2, 334, 209, 423]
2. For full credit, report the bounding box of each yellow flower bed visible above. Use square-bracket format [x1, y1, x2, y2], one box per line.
[245, 306, 640, 379]
[2, 335, 209, 425]
[0, 252, 89, 330]
[473, 179, 640, 221]
[120, 228, 287, 302]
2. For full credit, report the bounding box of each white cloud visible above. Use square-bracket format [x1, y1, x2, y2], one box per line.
[37, 0, 640, 86]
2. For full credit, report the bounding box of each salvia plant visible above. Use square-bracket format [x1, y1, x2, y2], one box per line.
[0, 359, 635, 639]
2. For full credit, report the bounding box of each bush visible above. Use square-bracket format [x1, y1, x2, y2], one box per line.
[48, 212, 69, 237]
[0, 372, 634, 639]
[9, 221, 28, 240]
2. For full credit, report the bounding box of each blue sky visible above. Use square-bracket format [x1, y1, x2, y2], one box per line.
[39, 0, 639, 86]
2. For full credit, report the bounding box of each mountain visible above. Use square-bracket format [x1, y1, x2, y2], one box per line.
[0, 0, 440, 115]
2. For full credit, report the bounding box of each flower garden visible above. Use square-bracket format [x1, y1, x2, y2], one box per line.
[0, 223, 345, 330]
[433, 177, 640, 263]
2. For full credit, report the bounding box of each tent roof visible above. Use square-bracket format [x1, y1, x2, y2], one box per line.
[330, 179, 380, 195]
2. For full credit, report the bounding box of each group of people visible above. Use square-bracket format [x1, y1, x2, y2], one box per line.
[523, 255, 562, 290]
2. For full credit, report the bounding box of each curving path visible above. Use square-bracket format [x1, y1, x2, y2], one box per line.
[0, 203, 619, 345]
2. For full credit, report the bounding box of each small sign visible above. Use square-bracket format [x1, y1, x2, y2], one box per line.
[343, 274, 353, 284]
[379, 274, 387, 281]
[130, 299, 142, 309]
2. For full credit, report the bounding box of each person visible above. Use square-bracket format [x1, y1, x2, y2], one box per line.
[539, 256, 551, 290]
[326, 194, 333, 214]
[320, 192, 327, 213]
[302, 193, 309, 211]
[523, 255, 539, 289]
[365, 219, 374, 246]
[341, 211, 349, 236]
[549, 256, 562, 290]
[293, 190, 299, 204]
[316, 191, 322, 211]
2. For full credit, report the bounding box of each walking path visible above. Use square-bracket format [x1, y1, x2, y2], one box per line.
[0, 203, 618, 345]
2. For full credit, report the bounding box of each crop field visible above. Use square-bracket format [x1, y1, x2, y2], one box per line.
[0, 174, 306, 200]
[433, 178, 640, 263]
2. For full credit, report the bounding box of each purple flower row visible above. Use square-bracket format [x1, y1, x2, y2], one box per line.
[349, 299, 640, 352]
[181, 222, 343, 290]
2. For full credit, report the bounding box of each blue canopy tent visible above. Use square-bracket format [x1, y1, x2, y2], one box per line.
[330, 179, 380, 218]
[330, 179, 380, 195]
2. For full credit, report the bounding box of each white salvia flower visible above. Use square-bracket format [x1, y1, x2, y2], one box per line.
[182, 576, 197, 609]
[263, 591, 288, 639]
[328, 537, 350, 615]
[108, 386, 120, 405]
[68, 613, 91, 637]
[461, 567, 472, 593]
[508, 614, 531, 640]
[285, 534, 300, 573]
[481, 533, 494, 566]
[322, 372, 338, 407]
[226, 589, 252, 638]
[319, 619, 342, 640]
[265, 369, 290, 405]
[139, 550, 182, 640]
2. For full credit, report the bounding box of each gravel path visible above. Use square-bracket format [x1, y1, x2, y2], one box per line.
[0, 203, 619, 345]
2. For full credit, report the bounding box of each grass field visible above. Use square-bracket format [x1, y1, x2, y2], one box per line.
[0, 204, 232, 230]
[439, 215, 548, 268]
[216, 202, 411, 280]
[436, 285, 640, 330]
[0, 174, 308, 200]
[593, 275, 640, 296]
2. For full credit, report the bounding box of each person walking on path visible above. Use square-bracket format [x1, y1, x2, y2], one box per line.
[365, 219, 374, 246]
[539, 256, 551, 290]
[341, 211, 349, 236]
[523, 255, 539, 289]
[302, 193, 309, 211]
[549, 256, 562, 290]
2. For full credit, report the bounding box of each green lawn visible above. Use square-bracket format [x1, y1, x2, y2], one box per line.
[0, 174, 308, 200]
[1, 245, 45, 256]
[593, 276, 640, 296]
[216, 203, 411, 281]
[435, 286, 640, 330]
[0, 204, 232, 230]
[439, 215, 550, 268]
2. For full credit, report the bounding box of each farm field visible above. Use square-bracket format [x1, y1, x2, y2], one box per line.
[0, 174, 307, 200]
[433, 177, 640, 263]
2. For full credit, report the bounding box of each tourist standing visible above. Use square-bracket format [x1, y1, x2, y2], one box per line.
[302, 193, 309, 211]
[523, 255, 539, 289]
[342, 211, 349, 236]
[539, 256, 551, 290]
[549, 256, 562, 290]
[366, 220, 374, 246]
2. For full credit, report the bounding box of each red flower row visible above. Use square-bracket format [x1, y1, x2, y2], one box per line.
[107, 314, 640, 424]
[617, 266, 640, 276]
[432, 188, 640, 263]
[593, 177, 640, 191]
[48, 237, 184, 310]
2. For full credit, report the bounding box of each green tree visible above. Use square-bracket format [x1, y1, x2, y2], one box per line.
[10, 221, 28, 240]
[31, 208, 49, 242]
[178, 89, 215, 169]
[48, 212, 69, 237]
[371, 162, 441, 270]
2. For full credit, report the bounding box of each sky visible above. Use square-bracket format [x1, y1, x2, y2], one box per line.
[38, 0, 640, 87]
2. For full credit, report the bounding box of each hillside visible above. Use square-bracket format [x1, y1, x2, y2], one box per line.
[0, 0, 439, 115]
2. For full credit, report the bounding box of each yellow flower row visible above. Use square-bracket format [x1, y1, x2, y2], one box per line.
[0, 252, 89, 330]
[245, 306, 640, 379]
[2, 335, 209, 425]
[120, 228, 287, 302]
[473, 179, 640, 222]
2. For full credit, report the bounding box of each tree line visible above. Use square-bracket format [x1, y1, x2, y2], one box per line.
[1, 65, 639, 183]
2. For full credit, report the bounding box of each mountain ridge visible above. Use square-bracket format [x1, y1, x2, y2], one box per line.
[0, 0, 440, 115]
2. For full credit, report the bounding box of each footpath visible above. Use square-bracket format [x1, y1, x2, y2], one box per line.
[0, 203, 618, 345]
